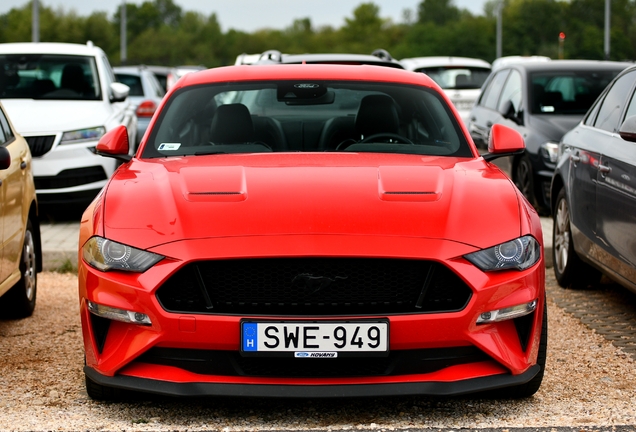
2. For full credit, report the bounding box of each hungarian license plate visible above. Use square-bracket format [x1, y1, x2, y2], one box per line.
[240, 320, 389, 357]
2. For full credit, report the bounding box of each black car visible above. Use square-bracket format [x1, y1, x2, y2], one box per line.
[469, 60, 630, 213]
[550, 64, 636, 292]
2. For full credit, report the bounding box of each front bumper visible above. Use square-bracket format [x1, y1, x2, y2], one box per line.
[79, 235, 545, 396]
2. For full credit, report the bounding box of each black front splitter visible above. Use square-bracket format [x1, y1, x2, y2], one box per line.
[84, 364, 540, 398]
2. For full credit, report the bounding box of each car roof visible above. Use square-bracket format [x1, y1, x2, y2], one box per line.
[498, 59, 633, 73]
[254, 50, 404, 69]
[0, 41, 104, 56]
[400, 56, 491, 70]
[491, 55, 551, 70]
[175, 64, 436, 89]
[114, 66, 146, 75]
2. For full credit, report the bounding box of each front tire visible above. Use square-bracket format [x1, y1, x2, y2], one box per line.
[552, 188, 601, 288]
[514, 155, 536, 206]
[0, 219, 38, 318]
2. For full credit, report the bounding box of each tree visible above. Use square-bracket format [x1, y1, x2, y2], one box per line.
[341, 3, 390, 53]
[418, 0, 461, 26]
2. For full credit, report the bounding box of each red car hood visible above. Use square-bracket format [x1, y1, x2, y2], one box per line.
[102, 153, 521, 250]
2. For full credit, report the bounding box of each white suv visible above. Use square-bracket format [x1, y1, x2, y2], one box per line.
[400, 56, 491, 126]
[0, 42, 136, 205]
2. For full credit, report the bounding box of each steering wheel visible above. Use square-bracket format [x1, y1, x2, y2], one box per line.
[360, 133, 413, 144]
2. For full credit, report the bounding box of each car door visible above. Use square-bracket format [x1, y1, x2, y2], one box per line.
[563, 72, 636, 250]
[0, 107, 27, 285]
[595, 70, 636, 281]
[468, 69, 510, 148]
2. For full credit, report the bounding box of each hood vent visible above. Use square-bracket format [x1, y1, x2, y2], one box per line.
[181, 166, 247, 202]
[378, 166, 443, 202]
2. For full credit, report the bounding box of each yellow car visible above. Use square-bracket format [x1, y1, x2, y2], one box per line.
[0, 101, 41, 318]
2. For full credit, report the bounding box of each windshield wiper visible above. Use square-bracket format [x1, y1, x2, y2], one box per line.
[194, 150, 228, 155]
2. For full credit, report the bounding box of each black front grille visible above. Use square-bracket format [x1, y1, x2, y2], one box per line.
[34, 166, 107, 189]
[25, 135, 56, 157]
[156, 258, 472, 315]
[137, 347, 488, 378]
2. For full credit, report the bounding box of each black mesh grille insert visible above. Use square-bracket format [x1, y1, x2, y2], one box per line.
[136, 346, 488, 378]
[155, 258, 472, 315]
[25, 135, 55, 157]
[34, 166, 107, 189]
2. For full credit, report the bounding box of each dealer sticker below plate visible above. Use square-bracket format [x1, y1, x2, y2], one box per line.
[241, 320, 389, 357]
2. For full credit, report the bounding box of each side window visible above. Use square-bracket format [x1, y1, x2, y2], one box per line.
[0, 108, 13, 145]
[476, 73, 495, 105]
[594, 70, 636, 132]
[584, 95, 603, 126]
[623, 79, 636, 121]
[482, 70, 510, 110]
[101, 55, 115, 86]
[0, 120, 6, 145]
[497, 70, 522, 113]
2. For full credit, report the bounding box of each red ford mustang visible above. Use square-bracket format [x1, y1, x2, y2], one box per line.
[78, 64, 546, 400]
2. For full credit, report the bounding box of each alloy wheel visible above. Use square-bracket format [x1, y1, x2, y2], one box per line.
[553, 197, 570, 276]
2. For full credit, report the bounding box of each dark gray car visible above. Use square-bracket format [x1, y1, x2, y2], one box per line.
[550, 64, 636, 293]
[468, 60, 630, 213]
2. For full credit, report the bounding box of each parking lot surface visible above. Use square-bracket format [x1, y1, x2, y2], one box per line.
[0, 269, 635, 430]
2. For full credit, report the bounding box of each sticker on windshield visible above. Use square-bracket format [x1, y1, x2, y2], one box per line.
[158, 143, 181, 151]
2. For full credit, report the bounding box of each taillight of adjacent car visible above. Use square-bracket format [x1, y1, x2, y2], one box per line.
[136, 100, 157, 117]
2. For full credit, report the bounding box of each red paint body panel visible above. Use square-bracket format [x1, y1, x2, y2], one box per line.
[97, 154, 521, 251]
[79, 64, 545, 397]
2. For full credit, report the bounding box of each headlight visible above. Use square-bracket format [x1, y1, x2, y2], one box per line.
[83, 236, 163, 272]
[464, 236, 540, 271]
[60, 126, 106, 144]
[540, 141, 559, 163]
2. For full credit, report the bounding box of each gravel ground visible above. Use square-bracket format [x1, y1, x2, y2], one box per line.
[0, 271, 635, 431]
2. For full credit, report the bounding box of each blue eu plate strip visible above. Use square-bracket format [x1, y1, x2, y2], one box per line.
[242, 322, 258, 351]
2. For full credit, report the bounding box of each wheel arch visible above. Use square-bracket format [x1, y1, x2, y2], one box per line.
[549, 174, 565, 218]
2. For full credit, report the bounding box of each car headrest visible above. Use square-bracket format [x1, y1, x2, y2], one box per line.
[209, 104, 254, 144]
[61, 64, 87, 91]
[455, 74, 469, 87]
[355, 94, 400, 138]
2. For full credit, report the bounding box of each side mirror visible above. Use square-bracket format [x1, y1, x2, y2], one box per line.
[501, 100, 522, 125]
[96, 125, 131, 162]
[0, 146, 10, 170]
[110, 82, 130, 103]
[619, 115, 636, 142]
[483, 124, 525, 162]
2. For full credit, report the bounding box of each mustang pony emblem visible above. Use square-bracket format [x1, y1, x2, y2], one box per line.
[291, 273, 348, 294]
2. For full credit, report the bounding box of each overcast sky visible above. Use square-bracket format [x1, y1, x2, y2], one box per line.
[1, 0, 489, 33]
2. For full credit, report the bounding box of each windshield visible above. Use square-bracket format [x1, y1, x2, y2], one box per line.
[0, 54, 102, 100]
[142, 80, 471, 158]
[114, 73, 143, 96]
[415, 67, 491, 90]
[530, 70, 619, 115]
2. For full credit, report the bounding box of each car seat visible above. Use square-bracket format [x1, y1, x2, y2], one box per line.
[209, 104, 254, 144]
[61, 64, 90, 95]
[355, 94, 400, 139]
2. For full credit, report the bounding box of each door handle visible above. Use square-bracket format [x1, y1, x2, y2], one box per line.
[598, 164, 611, 174]
[20, 160, 27, 169]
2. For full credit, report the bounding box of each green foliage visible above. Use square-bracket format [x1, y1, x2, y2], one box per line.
[1, 0, 635, 67]
[418, 0, 461, 25]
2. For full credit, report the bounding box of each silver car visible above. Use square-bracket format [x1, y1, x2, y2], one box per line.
[114, 66, 165, 149]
